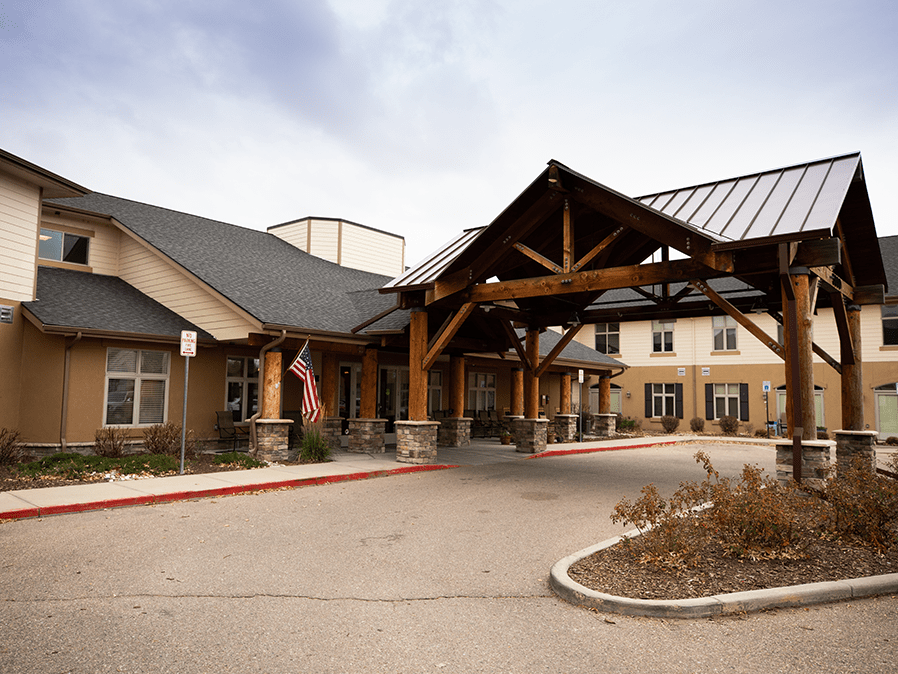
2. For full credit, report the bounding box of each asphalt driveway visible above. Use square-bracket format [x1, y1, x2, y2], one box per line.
[1, 441, 895, 673]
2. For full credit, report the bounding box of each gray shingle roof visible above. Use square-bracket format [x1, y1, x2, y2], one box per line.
[24, 266, 213, 339]
[879, 235, 898, 297]
[47, 193, 393, 333]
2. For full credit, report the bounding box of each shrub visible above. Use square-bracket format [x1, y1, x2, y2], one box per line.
[660, 415, 680, 433]
[94, 427, 127, 458]
[689, 417, 705, 433]
[754, 428, 769, 438]
[17, 452, 178, 480]
[143, 422, 196, 457]
[213, 451, 265, 469]
[822, 457, 898, 550]
[885, 436, 898, 446]
[300, 416, 331, 463]
[617, 416, 639, 432]
[718, 415, 739, 436]
[0, 428, 22, 466]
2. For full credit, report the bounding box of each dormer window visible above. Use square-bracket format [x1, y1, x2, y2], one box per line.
[38, 228, 89, 265]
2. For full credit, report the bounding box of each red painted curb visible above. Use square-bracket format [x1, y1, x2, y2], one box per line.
[528, 440, 678, 459]
[38, 494, 157, 516]
[0, 505, 41, 520]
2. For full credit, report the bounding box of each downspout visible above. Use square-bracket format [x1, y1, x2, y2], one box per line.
[249, 330, 287, 453]
[60, 332, 82, 451]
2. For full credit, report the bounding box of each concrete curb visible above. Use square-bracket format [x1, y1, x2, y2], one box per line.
[550, 534, 898, 619]
[0, 464, 458, 521]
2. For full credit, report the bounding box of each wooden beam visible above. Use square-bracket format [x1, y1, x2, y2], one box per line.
[571, 226, 626, 273]
[465, 258, 722, 304]
[810, 265, 854, 302]
[765, 309, 843, 374]
[831, 293, 855, 366]
[852, 285, 885, 306]
[834, 218, 856, 286]
[513, 242, 562, 274]
[498, 319, 532, 370]
[427, 266, 474, 305]
[422, 302, 477, 371]
[563, 199, 573, 273]
[690, 279, 785, 360]
[351, 300, 401, 334]
[535, 325, 584, 378]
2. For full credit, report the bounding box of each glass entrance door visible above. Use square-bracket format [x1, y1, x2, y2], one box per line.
[379, 367, 409, 432]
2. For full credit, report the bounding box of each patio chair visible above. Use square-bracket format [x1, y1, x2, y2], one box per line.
[216, 411, 248, 450]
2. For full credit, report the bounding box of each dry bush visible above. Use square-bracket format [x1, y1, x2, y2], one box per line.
[822, 457, 898, 550]
[754, 428, 770, 438]
[94, 427, 127, 458]
[884, 436, 898, 446]
[689, 417, 705, 433]
[143, 422, 196, 457]
[718, 415, 739, 436]
[660, 415, 680, 433]
[0, 428, 22, 466]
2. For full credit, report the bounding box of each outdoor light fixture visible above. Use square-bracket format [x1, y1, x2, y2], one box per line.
[567, 312, 581, 327]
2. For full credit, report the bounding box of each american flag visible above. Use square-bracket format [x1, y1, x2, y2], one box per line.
[288, 343, 322, 422]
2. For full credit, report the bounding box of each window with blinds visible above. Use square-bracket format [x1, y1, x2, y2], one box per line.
[105, 348, 170, 426]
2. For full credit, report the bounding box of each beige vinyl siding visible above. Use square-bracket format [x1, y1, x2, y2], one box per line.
[118, 237, 257, 340]
[39, 211, 124, 276]
[308, 219, 340, 263]
[0, 173, 41, 301]
[339, 223, 405, 276]
[269, 222, 308, 252]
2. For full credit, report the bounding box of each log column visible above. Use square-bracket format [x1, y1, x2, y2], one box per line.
[510, 368, 524, 417]
[320, 352, 340, 419]
[396, 307, 438, 463]
[516, 328, 548, 453]
[348, 347, 386, 454]
[261, 350, 282, 419]
[782, 270, 817, 441]
[841, 304, 864, 431]
[360, 347, 378, 419]
[560, 372, 572, 414]
[598, 376, 611, 414]
[593, 375, 616, 437]
[439, 355, 472, 447]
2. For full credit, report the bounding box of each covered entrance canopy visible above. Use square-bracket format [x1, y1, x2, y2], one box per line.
[381, 152, 886, 472]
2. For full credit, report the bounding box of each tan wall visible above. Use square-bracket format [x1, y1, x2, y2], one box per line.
[0, 301, 25, 431]
[0, 173, 41, 302]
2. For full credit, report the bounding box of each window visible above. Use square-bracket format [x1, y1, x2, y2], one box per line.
[226, 356, 259, 421]
[645, 383, 682, 418]
[652, 320, 674, 353]
[882, 305, 898, 345]
[427, 370, 443, 416]
[775, 385, 824, 428]
[38, 228, 89, 265]
[468, 372, 496, 411]
[712, 315, 737, 351]
[594, 322, 620, 355]
[105, 348, 169, 426]
[875, 383, 898, 438]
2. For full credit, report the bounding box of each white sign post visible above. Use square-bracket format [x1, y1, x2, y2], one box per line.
[578, 370, 584, 442]
[179, 331, 197, 474]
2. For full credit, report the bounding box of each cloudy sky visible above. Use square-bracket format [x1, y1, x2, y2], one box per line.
[2, 1, 897, 266]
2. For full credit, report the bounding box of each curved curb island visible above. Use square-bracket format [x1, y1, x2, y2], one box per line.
[550, 533, 898, 619]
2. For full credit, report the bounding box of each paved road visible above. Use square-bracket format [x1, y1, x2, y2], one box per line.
[2, 442, 895, 673]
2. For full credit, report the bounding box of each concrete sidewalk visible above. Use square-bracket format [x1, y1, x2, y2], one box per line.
[0, 435, 717, 521]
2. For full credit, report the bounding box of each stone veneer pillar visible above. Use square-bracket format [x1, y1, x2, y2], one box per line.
[322, 417, 344, 451]
[592, 413, 616, 438]
[554, 414, 578, 443]
[832, 429, 878, 476]
[395, 420, 440, 464]
[254, 420, 291, 463]
[347, 418, 387, 453]
[514, 418, 549, 454]
[775, 439, 835, 487]
[438, 417, 472, 447]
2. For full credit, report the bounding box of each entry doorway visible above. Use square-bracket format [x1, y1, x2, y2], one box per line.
[379, 366, 409, 432]
[339, 363, 362, 422]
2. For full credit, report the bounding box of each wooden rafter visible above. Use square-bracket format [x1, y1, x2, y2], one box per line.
[498, 319, 532, 371]
[765, 309, 843, 374]
[512, 242, 562, 274]
[422, 302, 477, 371]
[571, 226, 625, 273]
[534, 325, 584, 378]
[690, 279, 785, 360]
[830, 292, 856, 366]
[563, 199, 573, 273]
[810, 265, 854, 302]
[465, 258, 722, 304]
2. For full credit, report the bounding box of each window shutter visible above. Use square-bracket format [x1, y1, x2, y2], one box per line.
[740, 383, 749, 421]
[705, 384, 714, 420]
[675, 383, 684, 419]
[644, 383, 652, 418]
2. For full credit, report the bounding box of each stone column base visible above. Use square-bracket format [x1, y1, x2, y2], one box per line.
[832, 429, 878, 476]
[323, 417, 344, 451]
[254, 419, 291, 463]
[514, 418, 549, 454]
[395, 420, 440, 464]
[438, 417, 472, 447]
[554, 414, 578, 443]
[776, 440, 835, 487]
[347, 418, 387, 453]
[592, 413, 616, 438]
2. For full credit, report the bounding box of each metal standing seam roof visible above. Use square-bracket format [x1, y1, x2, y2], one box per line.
[637, 152, 862, 242]
[382, 227, 484, 290]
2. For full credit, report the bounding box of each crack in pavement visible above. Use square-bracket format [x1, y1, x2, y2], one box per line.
[5, 592, 557, 604]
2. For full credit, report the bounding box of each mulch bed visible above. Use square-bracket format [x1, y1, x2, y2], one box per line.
[569, 520, 898, 601]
